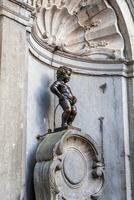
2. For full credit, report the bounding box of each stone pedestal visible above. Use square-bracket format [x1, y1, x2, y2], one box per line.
[34, 128, 104, 200]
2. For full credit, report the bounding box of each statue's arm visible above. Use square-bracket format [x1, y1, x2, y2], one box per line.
[50, 81, 63, 99]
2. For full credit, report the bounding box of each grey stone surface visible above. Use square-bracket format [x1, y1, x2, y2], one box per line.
[0, 0, 133, 200]
[28, 48, 132, 200]
[55, 75, 127, 200]
[126, 0, 134, 19]
[0, 16, 28, 200]
[34, 129, 104, 200]
[27, 52, 131, 200]
[127, 77, 134, 199]
[109, 0, 134, 60]
[26, 54, 55, 200]
[63, 149, 87, 185]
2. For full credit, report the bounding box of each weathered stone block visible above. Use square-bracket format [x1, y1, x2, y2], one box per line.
[34, 128, 104, 200]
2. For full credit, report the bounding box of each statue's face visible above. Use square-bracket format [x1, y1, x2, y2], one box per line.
[57, 66, 72, 82]
[64, 76, 70, 83]
[61, 75, 70, 83]
[64, 68, 71, 82]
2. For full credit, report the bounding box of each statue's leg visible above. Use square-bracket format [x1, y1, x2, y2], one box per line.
[67, 105, 77, 125]
[59, 99, 71, 126]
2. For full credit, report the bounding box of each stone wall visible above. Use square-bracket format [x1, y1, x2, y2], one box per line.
[0, 0, 134, 200]
[0, 0, 32, 199]
[26, 47, 129, 200]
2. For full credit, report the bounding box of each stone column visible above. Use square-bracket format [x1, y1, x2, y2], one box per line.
[127, 65, 134, 199]
[0, 0, 33, 199]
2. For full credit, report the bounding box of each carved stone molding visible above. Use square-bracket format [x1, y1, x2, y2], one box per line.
[126, 0, 134, 19]
[31, 0, 124, 59]
[34, 129, 104, 200]
[0, 0, 33, 26]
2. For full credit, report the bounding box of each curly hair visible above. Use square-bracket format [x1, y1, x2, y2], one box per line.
[57, 66, 72, 79]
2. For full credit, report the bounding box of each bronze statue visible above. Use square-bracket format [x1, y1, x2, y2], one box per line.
[50, 66, 77, 127]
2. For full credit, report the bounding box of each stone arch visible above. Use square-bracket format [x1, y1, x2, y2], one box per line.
[108, 0, 134, 60]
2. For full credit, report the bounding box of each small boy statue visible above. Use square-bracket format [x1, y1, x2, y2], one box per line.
[50, 66, 77, 127]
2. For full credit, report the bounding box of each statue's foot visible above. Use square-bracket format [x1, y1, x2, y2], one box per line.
[62, 123, 68, 128]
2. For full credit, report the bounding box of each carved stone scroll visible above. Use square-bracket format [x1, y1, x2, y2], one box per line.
[34, 128, 104, 200]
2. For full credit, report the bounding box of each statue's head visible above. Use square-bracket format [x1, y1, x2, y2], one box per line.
[57, 66, 72, 83]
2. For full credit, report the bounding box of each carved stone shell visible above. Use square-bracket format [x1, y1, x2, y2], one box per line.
[33, 0, 124, 59]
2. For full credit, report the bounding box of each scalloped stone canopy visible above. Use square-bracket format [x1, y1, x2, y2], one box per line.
[33, 0, 124, 59]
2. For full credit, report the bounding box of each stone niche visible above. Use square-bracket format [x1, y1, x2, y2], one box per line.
[32, 0, 124, 59]
[34, 128, 104, 200]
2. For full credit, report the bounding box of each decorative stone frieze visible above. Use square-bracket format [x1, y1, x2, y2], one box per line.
[31, 0, 124, 59]
[34, 128, 104, 200]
